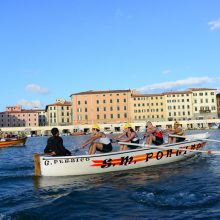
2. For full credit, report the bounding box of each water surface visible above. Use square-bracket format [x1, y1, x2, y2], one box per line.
[0, 130, 220, 220]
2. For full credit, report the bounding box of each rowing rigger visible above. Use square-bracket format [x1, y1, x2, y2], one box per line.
[168, 134, 220, 143]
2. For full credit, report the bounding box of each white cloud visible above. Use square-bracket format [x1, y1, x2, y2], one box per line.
[137, 77, 215, 93]
[17, 99, 42, 109]
[114, 8, 131, 19]
[162, 70, 171, 75]
[26, 84, 49, 94]
[208, 19, 220, 30]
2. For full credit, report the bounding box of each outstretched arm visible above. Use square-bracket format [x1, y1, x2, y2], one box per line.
[80, 134, 101, 149]
[112, 132, 126, 141]
[121, 132, 135, 142]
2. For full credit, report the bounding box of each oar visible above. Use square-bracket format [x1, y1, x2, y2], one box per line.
[118, 142, 220, 155]
[70, 147, 81, 154]
[168, 134, 220, 143]
[118, 141, 154, 149]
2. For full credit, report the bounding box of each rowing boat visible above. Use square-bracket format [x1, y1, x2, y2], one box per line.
[34, 132, 212, 177]
[0, 137, 27, 148]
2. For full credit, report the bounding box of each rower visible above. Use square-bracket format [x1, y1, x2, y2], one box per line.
[144, 121, 164, 146]
[80, 124, 112, 155]
[167, 121, 185, 144]
[112, 123, 140, 151]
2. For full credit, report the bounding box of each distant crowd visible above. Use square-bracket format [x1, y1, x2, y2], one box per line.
[0, 130, 26, 140]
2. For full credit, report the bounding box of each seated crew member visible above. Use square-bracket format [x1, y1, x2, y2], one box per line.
[80, 124, 112, 155]
[44, 127, 71, 156]
[168, 121, 185, 144]
[145, 121, 163, 145]
[112, 123, 139, 151]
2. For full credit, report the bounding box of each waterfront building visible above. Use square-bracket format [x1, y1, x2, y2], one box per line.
[131, 92, 167, 122]
[45, 98, 72, 126]
[35, 109, 47, 126]
[189, 88, 218, 119]
[70, 90, 132, 126]
[216, 93, 220, 118]
[164, 91, 193, 121]
[0, 105, 39, 127]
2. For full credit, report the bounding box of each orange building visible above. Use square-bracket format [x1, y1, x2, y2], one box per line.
[70, 90, 133, 125]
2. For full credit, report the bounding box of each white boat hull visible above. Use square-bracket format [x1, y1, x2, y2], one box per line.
[35, 139, 207, 176]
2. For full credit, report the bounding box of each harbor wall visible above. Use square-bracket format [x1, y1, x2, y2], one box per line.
[0, 119, 219, 135]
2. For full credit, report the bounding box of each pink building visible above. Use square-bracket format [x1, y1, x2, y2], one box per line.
[0, 105, 39, 127]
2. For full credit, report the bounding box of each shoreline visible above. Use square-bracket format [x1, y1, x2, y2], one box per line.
[0, 118, 219, 136]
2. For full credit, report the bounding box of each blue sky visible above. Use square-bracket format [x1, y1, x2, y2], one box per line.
[0, 0, 220, 111]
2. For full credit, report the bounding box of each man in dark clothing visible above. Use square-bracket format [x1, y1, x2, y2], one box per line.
[44, 128, 71, 156]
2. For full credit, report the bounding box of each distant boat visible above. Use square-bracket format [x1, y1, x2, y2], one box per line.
[0, 137, 27, 148]
[209, 123, 219, 129]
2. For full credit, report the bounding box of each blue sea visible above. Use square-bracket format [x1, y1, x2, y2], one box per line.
[0, 130, 220, 220]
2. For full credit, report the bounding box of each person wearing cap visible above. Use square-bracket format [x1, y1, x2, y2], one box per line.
[80, 124, 112, 155]
[167, 121, 185, 144]
[112, 123, 139, 151]
[44, 127, 72, 156]
[145, 121, 164, 145]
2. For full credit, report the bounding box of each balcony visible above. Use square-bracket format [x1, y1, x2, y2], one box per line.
[199, 109, 211, 113]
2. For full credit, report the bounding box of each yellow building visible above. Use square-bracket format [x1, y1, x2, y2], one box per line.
[216, 92, 220, 118]
[189, 88, 218, 119]
[131, 93, 167, 122]
[45, 98, 72, 126]
[70, 90, 132, 125]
